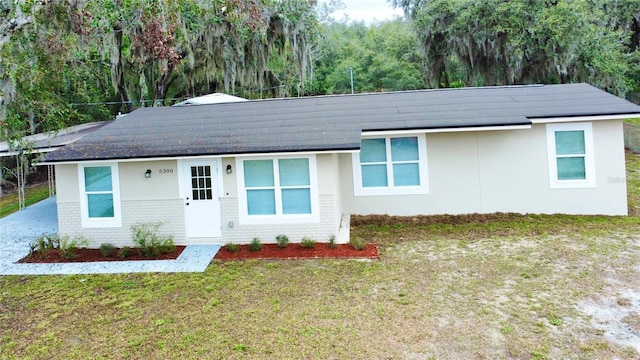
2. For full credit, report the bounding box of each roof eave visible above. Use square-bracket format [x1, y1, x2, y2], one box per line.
[40, 146, 361, 164]
[362, 123, 532, 136]
[530, 113, 640, 124]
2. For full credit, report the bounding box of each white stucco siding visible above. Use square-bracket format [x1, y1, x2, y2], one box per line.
[55, 160, 187, 247]
[317, 154, 343, 228]
[474, 124, 549, 213]
[341, 120, 627, 216]
[55, 154, 343, 246]
[477, 121, 626, 215]
[54, 164, 79, 202]
[219, 153, 342, 243]
[221, 157, 236, 197]
[119, 160, 180, 200]
[339, 132, 483, 215]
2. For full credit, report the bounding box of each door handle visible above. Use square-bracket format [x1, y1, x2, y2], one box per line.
[185, 197, 190, 206]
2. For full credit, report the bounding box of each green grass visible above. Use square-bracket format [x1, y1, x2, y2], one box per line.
[2, 230, 639, 358]
[0, 183, 51, 218]
[626, 151, 640, 216]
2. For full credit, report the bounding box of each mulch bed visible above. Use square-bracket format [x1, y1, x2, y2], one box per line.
[19, 243, 379, 263]
[19, 246, 186, 263]
[214, 243, 378, 260]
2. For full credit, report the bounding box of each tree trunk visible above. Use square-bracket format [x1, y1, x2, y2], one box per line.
[113, 24, 133, 113]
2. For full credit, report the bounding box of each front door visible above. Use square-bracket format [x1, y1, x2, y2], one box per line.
[181, 159, 221, 238]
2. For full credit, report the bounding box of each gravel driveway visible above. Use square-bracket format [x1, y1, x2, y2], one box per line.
[0, 197, 58, 267]
[0, 197, 219, 274]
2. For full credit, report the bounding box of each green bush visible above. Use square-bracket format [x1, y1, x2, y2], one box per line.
[225, 242, 240, 253]
[29, 234, 88, 260]
[350, 237, 366, 251]
[99, 243, 116, 257]
[59, 235, 89, 260]
[30, 234, 58, 259]
[328, 235, 337, 249]
[300, 237, 316, 248]
[130, 222, 175, 257]
[276, 234, 289, 248]
[249, 237, 263, 252]
[118, 246, 132, 259]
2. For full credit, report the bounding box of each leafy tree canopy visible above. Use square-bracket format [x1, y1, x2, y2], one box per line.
[393, 0, 640, 99]
[0, 0, 318, 141]
[312, 18, 423, 94]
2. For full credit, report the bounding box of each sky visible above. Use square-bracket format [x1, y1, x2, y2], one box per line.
[320, 0, 404, 24]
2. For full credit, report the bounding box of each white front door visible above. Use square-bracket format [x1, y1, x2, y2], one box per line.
[181, 159, 222, 238]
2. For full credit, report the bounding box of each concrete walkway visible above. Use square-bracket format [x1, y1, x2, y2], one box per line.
[0, 197, 220, 275]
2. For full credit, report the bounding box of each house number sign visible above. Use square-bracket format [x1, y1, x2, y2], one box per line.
[158, 168, 174, 174]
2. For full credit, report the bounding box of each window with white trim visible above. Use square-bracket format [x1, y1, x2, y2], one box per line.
[237, 156, 319, 224]
[546, 122, 595, 188]
[79, 163, 122, 227]
[353, 135, 429, 196]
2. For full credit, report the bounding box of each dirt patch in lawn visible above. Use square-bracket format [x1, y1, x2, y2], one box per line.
[579, 288, 640, 352]
[19, 246, 186, 263]
[214, 243, 378, 260]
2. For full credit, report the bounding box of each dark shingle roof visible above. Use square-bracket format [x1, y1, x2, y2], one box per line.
[0, 121, 111, 157]
[44, 83, 640, 162]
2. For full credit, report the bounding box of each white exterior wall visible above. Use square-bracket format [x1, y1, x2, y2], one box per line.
[218, 154, 341, 243]
[218, 194, 338, 244]
[56, 160, 186, 247]
[341, 120, 627, 216]
[57, 199, 184, 247]
[55, 155, 342, 246]
[54, 119, 626, 248]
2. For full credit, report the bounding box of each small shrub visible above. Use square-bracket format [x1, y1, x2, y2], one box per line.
[350, 237, 366, 251]
[328, 235, 337, 249]
[249, 237, 263, 252]
[30, 234, 58, 258]
[119, 246, 132, 259]
[300, 237, 316, 248]
[158, 238, 176, 254]
[29, 234, 88, 260]
[276, 234, 289, 248]
[99, 243, 116, 257]
[225, 242, 240, 253]
[131, 222, 175, 257]
[59, 235, 89, 260]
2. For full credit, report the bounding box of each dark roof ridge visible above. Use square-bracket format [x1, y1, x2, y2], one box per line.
[194, 83, 551, 106]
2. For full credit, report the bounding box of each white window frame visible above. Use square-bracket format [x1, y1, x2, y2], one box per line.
[546, 122, 596, 189]
[78, 163, 122, 228]
[236, 155, 319, 225]
[352, 134, 429, 196]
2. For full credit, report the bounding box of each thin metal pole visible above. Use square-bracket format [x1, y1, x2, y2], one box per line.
[347, 67, 354, 94]
[48, 165, 55, 197]
[17, 155, 25, 211]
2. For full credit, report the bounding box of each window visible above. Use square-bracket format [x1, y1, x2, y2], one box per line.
[237, 156, 318, 224]
[190, 165, 213, 200]
[78, 163, 121, 227]
[546, 122, 595, 188]
[353, 135, 429, 196]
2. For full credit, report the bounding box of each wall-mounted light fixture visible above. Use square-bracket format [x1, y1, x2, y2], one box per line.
[226, 164, 232, 174]
[145, 169, 152, 178]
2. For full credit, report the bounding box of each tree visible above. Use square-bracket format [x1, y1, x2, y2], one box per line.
[312, 18, 422, 94]
[393, 0, 639, 98]
[0, 0, 319, 142]
[0, 0, 319, 201]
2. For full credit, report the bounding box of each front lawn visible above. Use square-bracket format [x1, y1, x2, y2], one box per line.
[1, 155, 639, 358]
[0, 183, 50, 218]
